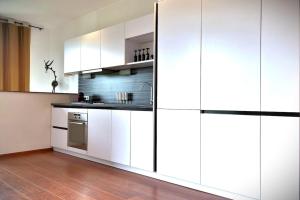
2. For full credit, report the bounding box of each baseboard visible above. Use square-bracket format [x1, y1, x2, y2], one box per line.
[0, 148, 53, 157]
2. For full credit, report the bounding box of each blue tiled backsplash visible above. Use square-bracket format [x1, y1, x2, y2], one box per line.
[78, 67, 153, 105]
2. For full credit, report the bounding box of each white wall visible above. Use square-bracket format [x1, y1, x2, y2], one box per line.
[0, 92, 74, 155]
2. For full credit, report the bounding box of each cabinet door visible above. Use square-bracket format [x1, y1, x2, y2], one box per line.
[261, 116, 299, 200]
[125, 14, 154, 38]
[64, 37, 81, 73]
[52, 107, 69, 128]
[131, 111, 154, 171]
[101, 23, 125, 68]
[157, 109, 200, 184]
[157, 0, 201, 109]
[201, 0, 261, 111]
[81, 31, 101, 71]
[111, 110, 131, 165]
[51, 128, 67, 150]
[87, 109, 111, 161]
[261, 0, 299, 112]
[201, 114, 260, 199]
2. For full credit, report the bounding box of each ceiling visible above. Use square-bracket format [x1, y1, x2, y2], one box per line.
[0, 0, 119, 29]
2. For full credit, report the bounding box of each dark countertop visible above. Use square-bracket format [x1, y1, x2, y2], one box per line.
[52, 102, 153, 111]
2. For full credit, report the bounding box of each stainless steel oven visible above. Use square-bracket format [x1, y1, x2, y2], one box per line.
[68, 112, 88, 150]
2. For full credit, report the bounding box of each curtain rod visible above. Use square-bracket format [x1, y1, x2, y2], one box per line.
[0, 18, 43, 30]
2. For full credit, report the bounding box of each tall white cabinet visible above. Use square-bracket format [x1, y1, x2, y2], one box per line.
[201, 114, 260, 199]
[261, 0, 300, 200]
[157, 0, 201, 184]
[201, 0, 261, 111]
[157, 0, 201, 110]
[157, 109, 200, 184]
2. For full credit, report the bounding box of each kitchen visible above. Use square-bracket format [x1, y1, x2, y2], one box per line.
[0, 0, 299, 200]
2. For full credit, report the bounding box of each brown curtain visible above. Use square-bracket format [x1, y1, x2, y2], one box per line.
[0, 22, 30, 92]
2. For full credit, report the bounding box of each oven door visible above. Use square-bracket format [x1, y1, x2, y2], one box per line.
[68, 121, 87, 150]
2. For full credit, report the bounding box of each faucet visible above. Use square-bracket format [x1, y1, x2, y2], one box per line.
[141, 82, 153, 105]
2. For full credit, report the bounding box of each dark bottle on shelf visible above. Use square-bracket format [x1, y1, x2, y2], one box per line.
[142, 49, 146, 61]
[134, 50, 138, 62]
[146, 48, 150, 60]
[138, 49, 142, 61]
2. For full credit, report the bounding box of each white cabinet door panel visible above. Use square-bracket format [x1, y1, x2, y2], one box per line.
[261, 0, 300, 112]
[51, 128, 67, 150]
[157, 0, 201, 109]
[125, 14, 154, 38]
[101, 23, 125, 68]
[157, 109, 200, 184]
[201, 0, 261, 111]
[261, 116, 299, 200]
[52, 107, 69, 128]
[111, 110, 131, 165]
[201, 114, 260, 199]
[64, 37, 81, 73]
[131, 111, 154, 171]
[87, 109, 111, 161]
[81, 31, 101, 71]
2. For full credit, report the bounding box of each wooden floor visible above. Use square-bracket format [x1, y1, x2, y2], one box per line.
[0, 150, 230, 200]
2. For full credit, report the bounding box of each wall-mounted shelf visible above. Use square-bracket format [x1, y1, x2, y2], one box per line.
[107, 59, 154, 71]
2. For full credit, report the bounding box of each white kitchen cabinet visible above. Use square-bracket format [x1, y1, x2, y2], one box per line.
[64, 37, 81, 73]
[131, 111, 154, 171]
[52, 107, 69, 128]
[261, 0, 299, 112]
[87, 109, 111, 161]
[157, 109, 200, 184]
[125, 14, 154, 39]
[101, 23, 125, 68]
[201, 0, 261, 111]
[201, 114, 260, 199]
[111, 110, 131, 165]
[51, 128, 67, 150]
[52, 107, 87, 128]
[261, 116, 299, 200]
[80, 31, 101, 71]
[157, 0, 201, 109]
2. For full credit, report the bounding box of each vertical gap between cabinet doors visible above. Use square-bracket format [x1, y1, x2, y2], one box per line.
[199, 0, 203, 185]
[153, 2, 159, 172]
[259, 0, 263, 199]
[299, 1, 300, 199]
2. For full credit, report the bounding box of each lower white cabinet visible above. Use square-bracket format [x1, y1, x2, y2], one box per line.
[87, 109, 111, 161]
[261, 116, 299, 200]
[111, 110, 131, 165]
[201, 114, 260, 199]
[131, 111, 154, 171]
[157, 109, 200, 184]
[51, 128, 67, 150]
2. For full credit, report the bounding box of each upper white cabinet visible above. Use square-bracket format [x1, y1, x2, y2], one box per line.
[157, 109, 200, 184]
[111, 110, 131, 165]
[261, 0, 299, 112]
[157, 0, 201, 109]
[131, 111, 154, 172]
[201, 114, 260, 199]
[64, 37, 81, 73]
[201, 0, 261, 111]
[125, 14, 154, 38]
[261, 116, 299, 200]
[101, 23, 125, 68]
[87, 109, 111, 161]
[80, 31, 101, 72]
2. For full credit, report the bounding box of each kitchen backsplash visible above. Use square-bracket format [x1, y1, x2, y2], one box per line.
[79, 67, 153, 105]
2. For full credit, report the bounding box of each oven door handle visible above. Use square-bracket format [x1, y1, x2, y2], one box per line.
[69, 121, 86, 125]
